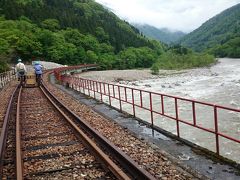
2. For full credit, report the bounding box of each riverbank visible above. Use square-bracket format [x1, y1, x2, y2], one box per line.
[78, 58, 240, 163]
[79, 69, 189, 83]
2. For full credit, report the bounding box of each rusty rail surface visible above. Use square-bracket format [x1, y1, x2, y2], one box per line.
[16, 86, 23, 179]
[14, 86, 130, 179]
[40, 84, 132, 180]
[0, 86, 18, 177]
[0, 70, 16, 90]
[60, 74, 240, 162]
[1, 82, 156, 179]
[41, 82, 156, 179]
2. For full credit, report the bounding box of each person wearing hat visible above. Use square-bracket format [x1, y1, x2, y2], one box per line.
[15, 58, 27, 82]
[34, 61, 43, 85]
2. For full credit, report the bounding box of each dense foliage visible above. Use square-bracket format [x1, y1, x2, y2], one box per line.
[134, 24, 186, 44]
[0, 0, 215, 73]
[0, 0, 153, 52]
[151, 45, 215, 70]
[207, 37, 240, 58]
[0, 60, 9, 72]
[0, 16, 163, 70]
[180, 3, 240, 58]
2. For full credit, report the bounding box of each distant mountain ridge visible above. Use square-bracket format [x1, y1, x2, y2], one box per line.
[133, 24, 186, 44]
[180, 3, 240, 57]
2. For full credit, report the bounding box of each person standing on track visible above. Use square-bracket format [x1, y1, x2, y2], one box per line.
[15, 58, 27, 82]
[34, 61, 43, 85]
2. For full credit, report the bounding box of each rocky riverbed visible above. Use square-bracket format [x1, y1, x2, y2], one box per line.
[79, 58, 240, 163]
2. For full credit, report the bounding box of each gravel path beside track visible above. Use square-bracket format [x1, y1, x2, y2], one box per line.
[44, 73, 203, 179]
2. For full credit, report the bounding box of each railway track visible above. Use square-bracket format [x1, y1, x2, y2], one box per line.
[0, 84, 156, 179]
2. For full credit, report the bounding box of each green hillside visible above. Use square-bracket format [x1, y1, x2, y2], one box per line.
[0, 0, 215, 73]
[0, 0, 153, 52]
[134, 24, 186, 44]
[180, 3, 240, 57]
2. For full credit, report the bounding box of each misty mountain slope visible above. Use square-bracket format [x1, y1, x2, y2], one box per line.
[134, 24, 186, 44]
[180, 3, 240, 56]
[0, 0, 215, 73]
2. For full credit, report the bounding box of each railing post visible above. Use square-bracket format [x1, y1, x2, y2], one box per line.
[161, 95, 164, 115]
[125, 87, 127, 102]
[100, 82, 103, 102]
[175, 98, 180, 138]
[113, 85, 115, 98]
[214, 106, 220, 155]
[140, 90, 143, 107]
[72, 78, 75, 90]
[79, 79, 82, 93]
[192, 102, 196, 126]
[93, 81, 96, 99]
[76, 79, 79, 91]
[118, 86, 122, 112]
[80, 79, 83, 92]
[108, 84, 111, 106]
[78, 78, 82, 92]
[103, 83, 106, 95]
[90, 80, 93, 96]
[87, 80, 90, 96]
[83, 79, 86, 94]
[132, 89, 135, 117]
[96, 81, 99, 93]
[149, 92, 153, 127]
[73, 77, 75, 90]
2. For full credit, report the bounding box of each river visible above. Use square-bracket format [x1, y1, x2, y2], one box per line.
[80, 58, 240, 163]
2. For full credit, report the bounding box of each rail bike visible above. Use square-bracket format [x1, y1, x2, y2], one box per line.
[20, 71, 41, 87]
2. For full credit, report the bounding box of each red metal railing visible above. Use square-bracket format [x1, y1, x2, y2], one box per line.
[59, 74, 240, 161]
[54, 64, 97, 82]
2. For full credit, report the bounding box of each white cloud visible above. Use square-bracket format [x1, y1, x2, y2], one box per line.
[95, 0, 240, 32]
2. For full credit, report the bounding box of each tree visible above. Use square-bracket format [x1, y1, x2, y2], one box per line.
[41, 19, 60, 31]
[61, 28, 85, 46]
[0, 60, 9, 73]
[95, 27, 109, 43]
[16, 35, 42, 59]
[86, 50, 98, 63]
[151, 63, 160, 75]
[98, 53, 115, 69]
[0, 38, 9, 54]
[81, 34, 100, 53]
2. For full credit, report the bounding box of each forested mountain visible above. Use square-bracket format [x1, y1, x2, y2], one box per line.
[180, 3, 240, 57]
[0, 0, 153, 52]
[134, 24, 186, 44]
[0, 0, 215, 73]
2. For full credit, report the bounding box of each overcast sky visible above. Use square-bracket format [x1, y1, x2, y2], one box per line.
[95, 0, 240, 32]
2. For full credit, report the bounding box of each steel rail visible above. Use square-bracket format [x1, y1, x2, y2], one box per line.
[41, 83, 156, 180]
[40, 85, 133, 180]
[16, 86, 23, 180]
[0, 86, 18, 178]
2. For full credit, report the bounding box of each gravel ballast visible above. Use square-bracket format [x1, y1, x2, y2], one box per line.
[44, 72, 203, 179]
[0, 81, 18, 133]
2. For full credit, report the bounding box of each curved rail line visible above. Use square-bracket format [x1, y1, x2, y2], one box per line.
[0, 84, 156, 179]
[0, 85, 18, 177]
